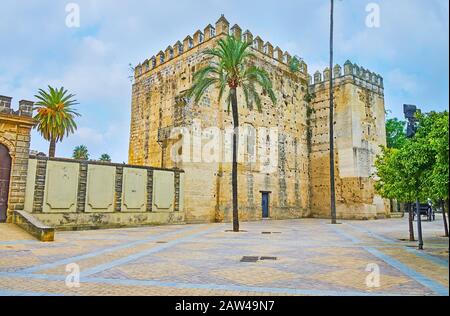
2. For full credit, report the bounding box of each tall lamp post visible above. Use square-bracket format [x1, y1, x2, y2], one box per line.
[329, 0, 337, 224]
[404, 104, 424, 250]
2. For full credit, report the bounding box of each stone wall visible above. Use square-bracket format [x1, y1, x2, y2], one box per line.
[23, 157, 185, 230]
[0, 96, 34, 222]
[129, 16, 389, 223]
[129, 16, 311, 223]
[308, 62, 389, 220]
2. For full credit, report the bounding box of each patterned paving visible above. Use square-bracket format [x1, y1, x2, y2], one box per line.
[0, 217, 448, 296]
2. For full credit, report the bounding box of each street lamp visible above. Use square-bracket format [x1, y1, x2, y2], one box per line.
[404, 104, 424, 250]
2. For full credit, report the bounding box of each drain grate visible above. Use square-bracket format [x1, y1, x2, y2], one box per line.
[260, 256, 278, 261]
[156, 241, 168, 244]
[262, 231, 282, 235]
[240, 256, 278, 263]
[240, 256, 259, 263]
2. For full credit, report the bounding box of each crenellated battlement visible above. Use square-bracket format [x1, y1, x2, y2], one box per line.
[134, 15, 306, 78]
[308, 60, 384, 95]
[0, 95, 34, 117]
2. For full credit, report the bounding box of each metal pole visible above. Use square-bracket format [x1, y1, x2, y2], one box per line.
[404, 104, 424, 250]
[329, 0, 337, 224]
[416, 200, 424, 250]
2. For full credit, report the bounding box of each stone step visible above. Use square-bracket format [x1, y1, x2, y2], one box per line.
[12, 210, 55, 242]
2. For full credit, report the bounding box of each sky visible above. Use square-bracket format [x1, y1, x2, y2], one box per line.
[0, 0, 448, 163]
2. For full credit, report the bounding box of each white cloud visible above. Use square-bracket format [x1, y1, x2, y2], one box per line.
[385, 69, 420, 95]
[74, 127, 105, 143]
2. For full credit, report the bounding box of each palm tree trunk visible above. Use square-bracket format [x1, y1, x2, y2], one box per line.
[442, 200, 449, 238]
[329, 0, 337, 224]
[408, 203, 415, 241]
[48, 139, 56, 158]
[230, 88, 240, 232]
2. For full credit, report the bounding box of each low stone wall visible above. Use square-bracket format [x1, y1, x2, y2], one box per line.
[23, 157, 185, 230]
[13, 210, 55, 241]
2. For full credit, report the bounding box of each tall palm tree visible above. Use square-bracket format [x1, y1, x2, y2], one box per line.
[73, 145, 89, 161]
[185, 35, 277, 232]
[34, 86, 80, 158]
[329, 0, 338, 224]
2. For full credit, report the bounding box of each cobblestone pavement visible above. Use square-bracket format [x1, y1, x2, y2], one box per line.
[0, 216, 448, 296]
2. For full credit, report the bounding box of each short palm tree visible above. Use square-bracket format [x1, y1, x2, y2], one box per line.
[185, 35, 277, 232]
[34, 86, 80, 157]
[73, 145, 89, 161]
[99, 153, 112, 162]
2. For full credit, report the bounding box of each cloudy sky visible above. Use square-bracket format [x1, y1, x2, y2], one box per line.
[0, 0, 448, 162]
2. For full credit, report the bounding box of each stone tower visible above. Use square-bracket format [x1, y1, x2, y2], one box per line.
[129, 16, 389, 223]
[308, 61, 388, 219]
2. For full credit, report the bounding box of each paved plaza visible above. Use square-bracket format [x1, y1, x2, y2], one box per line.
[0, 216, 448, 296]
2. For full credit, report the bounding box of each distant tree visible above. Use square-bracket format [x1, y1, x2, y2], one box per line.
[386, 118, 407, 149]
[33, 86, 80, 157]
[288, 56, 301, 73]
[73, 145, 89, 161]
[99, 154, 112, 162]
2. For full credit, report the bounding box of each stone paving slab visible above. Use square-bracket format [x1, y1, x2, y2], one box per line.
[0, 217, 448, 296]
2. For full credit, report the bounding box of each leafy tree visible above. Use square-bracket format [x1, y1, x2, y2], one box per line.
[416, 111, 449, 237]
[33, 86, 80, 157]
[73, 145, 89, 161]
[375, 111, 449, 239]
[99, 154, 112, 162]
[417, 112, 449, 202]
[185, 35, 277, 232]
[288, 56, 301, 73]
[386, 118, 407, 149]
[384, 118, 408, 216]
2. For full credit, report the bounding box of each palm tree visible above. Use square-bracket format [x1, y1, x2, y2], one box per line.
[73, 145, 89, 161]
[99, 153, 112, 162]
[185, 35, 277, 232]
[34, 86, 80, 158]
[329, 0, 338, 224]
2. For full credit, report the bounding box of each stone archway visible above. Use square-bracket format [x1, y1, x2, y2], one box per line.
[0, 143, 12, 222]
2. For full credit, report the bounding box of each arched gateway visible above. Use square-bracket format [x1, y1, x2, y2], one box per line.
[0, 95, 34, 222]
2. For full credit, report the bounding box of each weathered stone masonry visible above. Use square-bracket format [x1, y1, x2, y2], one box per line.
[0, 96, 34, 222]
[309, 62, 388, 219]
[129, 16, 390, 223]
[23, 156, 185, 230]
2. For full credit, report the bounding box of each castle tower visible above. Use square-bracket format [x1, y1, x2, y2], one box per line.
[129, 16, 311, 224]
[308, 62, 389, 220]
[129, 16, 388, 224]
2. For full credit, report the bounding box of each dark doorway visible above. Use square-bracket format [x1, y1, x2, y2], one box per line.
[0, 144, 12, 222]
[262, 192, 270, 219]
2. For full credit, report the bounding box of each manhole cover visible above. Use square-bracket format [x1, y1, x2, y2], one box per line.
[156, 241, 168, 244]
[240, 256, 259, 263]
